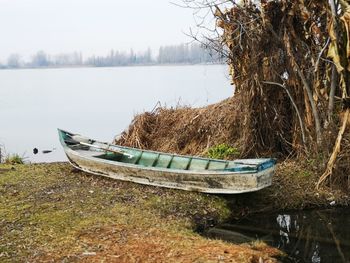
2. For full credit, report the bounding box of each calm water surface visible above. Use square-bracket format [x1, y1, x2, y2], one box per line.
[207, 208, 350, 263]
[0, 65, 232, 162]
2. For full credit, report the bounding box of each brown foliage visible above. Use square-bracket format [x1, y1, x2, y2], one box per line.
[117, 98, 243, 156]
[213, 0, 350, 188]
[214, 0, 332, 155]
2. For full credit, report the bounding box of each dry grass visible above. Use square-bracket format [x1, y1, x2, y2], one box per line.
[0, 163, 282, 262]
[117, 98, 242, 157]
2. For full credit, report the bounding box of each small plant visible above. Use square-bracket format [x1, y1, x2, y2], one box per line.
[207, 143, 240, 160]
[4, 154, 25, 165]
[0, 145, 3, 163]
[297, 170, 312, 178]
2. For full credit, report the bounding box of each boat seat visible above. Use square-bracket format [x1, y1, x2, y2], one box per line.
[169, 156, 190, 170]
[119, 151, 142, 164]
[188, 159, 210, 171]
[137, 152, 158, 167]
[154, 154, 173, 168]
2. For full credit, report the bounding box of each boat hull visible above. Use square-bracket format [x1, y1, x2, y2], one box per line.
[64, 147, 274, 194]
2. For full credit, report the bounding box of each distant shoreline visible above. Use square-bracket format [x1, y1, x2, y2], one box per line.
[0, 62, 226, 71]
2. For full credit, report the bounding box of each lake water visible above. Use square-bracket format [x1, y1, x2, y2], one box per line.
[0, 65, 232, 162]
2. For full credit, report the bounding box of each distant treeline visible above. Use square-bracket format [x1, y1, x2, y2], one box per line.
[0, 43, 223, 69]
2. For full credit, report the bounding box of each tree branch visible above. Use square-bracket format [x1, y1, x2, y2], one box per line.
[293, 56, 323, 145]
[262, 81, 307, 147]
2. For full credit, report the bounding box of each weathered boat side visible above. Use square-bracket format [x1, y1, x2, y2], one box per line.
[58, 129, 275, 194]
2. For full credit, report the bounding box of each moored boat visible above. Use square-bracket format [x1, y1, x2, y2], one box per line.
[58, 129, 276, 194]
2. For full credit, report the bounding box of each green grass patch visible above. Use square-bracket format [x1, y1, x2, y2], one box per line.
[4, 154, 25, 164]
[296, 170, 312, 178]
[207, 143, 240, 159]
[0, 163, 233, 261]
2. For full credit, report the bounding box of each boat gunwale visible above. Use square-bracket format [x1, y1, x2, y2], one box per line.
[99, 143, 270, 166]
[64, 147, 275, 194]
[58, 129, 275, 175]
[63, 146, 273, 177]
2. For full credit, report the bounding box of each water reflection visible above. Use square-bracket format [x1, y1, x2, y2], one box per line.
[206, 209, 350, 262]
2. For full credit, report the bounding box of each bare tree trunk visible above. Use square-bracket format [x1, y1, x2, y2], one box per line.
[328, 65, 337, 123]
[293, 60, 323, 145]
[328, 0, 339, 124]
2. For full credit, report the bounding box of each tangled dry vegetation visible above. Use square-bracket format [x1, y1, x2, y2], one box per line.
[119, 0, 350, 192]
[214, 0, 350, 190]
[117, 98, 244, 157]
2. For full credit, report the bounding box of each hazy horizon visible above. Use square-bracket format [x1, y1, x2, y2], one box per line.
[0, 0, 204, 63]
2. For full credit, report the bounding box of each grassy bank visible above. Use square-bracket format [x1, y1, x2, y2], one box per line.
[226, 160, 350, 218]
[0, 163, 281, 262]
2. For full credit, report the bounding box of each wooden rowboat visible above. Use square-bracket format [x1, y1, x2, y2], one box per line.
[58, 129, 276, 194]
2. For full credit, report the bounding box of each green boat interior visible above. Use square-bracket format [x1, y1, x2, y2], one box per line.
[94, 150, 270, 172]
[60, 129, 275, 172]
[96, 150, 233, 170]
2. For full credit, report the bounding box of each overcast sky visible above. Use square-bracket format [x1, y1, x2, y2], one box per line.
[0, 0, 204, 62]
